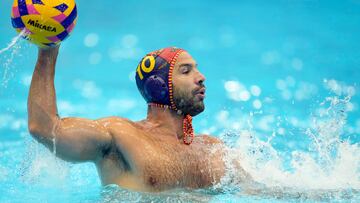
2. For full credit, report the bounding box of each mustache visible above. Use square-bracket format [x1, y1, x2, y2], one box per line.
[192, 84, 206, 94]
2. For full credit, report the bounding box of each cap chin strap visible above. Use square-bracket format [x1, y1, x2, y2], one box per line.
[182, 114, 194, 145]
[148, 103, 194, 145]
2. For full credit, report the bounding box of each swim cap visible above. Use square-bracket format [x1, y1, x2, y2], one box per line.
[135, 47, 185, 110]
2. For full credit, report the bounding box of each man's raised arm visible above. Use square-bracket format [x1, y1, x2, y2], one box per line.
[28, 47, 112, 163]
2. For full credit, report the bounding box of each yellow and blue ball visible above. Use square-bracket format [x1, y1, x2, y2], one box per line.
[11, 0, 77, 47]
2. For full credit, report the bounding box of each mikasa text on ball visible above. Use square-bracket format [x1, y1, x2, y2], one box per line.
[11, 0, 77, 47]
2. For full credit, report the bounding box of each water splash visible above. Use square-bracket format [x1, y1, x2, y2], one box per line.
[0, 31, 25, 55]
[0, 31, 25, 89]
[216, 83, 359, 201]
[19, 139, 69, 187]
[100, 185, 212, 203]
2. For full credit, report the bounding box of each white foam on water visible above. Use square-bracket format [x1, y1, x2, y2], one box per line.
[100, 185, 213, 203]
[216, 83, 360, 200]
[0, 165, 9, 182]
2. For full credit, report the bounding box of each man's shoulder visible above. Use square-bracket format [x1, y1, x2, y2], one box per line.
[97, 116, 132, 125]
[197, 134, 223, 145]
[96, 116, 142, 134]
[96, 116, 138, 131]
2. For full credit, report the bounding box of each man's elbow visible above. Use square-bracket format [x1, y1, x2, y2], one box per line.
[28, 114, 59, 135]
[28, 122, 57, 149]
[28, 122, 39, 135]
[28, 122, 53, 139]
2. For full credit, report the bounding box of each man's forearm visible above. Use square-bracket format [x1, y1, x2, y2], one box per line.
[28, 47, 60, 141]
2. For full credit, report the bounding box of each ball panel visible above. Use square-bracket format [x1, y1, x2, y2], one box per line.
[11, 6, 20, 18]
[33, 4, 62, 17]
[11, 17, 25, 29]
[41, 0, 71, 7]
[27, 33, 53, 44]
[66, 20, 76, 33]
[54, 0, 75, 10]
[21, 15, 65, 37]
[31, 0, 45, 5]
[17, 0, 29, 16]
[12, 0, 18, 7]
[60, 5, 77, 29]
[25, 0, 33, 5]
[53, 3, 68, 13]
[61, 0, 76, 16]
[47, 36, 61, 43]
[52, 13, 67, 23]
[26, 4, 40, 15]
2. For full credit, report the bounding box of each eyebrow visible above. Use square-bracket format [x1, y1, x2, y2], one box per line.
[179, 63, 198, 68]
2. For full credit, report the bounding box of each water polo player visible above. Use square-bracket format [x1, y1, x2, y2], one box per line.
[27, 45, 252, 191]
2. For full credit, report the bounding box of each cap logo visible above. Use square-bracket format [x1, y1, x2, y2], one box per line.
[136, 55, 156, 80]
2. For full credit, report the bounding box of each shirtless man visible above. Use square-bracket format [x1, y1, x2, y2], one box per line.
[28, 46, 249, 192]
[28, 46, 335, 200]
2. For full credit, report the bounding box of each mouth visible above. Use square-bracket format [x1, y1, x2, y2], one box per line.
[195, 87, 206, 100]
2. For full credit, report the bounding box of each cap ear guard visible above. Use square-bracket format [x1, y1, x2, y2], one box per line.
[135, 53, 172, 105]
[143, 75, 169, 103]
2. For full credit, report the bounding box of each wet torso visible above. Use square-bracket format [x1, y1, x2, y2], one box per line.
[95, 118, 225, 192]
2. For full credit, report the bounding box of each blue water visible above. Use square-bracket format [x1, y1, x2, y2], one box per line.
[1, 0, 360, 202]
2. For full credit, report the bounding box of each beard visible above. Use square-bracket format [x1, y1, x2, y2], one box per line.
[172, 85, 205, 117]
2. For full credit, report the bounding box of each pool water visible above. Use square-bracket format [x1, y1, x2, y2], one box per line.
[1, 0, 360, 202]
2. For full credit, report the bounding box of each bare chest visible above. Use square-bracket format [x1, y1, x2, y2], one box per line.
[135, 141, 225, 190]
[108, 134, 224, 191]
[101, 122, 225, 191]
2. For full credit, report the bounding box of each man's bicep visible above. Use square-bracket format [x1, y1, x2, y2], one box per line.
[53, 117, 112, 162]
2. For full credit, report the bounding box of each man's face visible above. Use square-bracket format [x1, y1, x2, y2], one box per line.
[172, 52, 206, 116]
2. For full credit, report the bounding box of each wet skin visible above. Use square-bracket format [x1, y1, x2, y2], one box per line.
[27, 47, 248, 192]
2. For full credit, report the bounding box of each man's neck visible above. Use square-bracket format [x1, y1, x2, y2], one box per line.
[146, 105, 185, 140]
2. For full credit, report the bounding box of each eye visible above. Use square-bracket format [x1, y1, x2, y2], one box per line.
[181, 66, 191, 74]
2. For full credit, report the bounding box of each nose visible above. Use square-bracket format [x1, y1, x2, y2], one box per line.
[196, 71, 206, 86]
